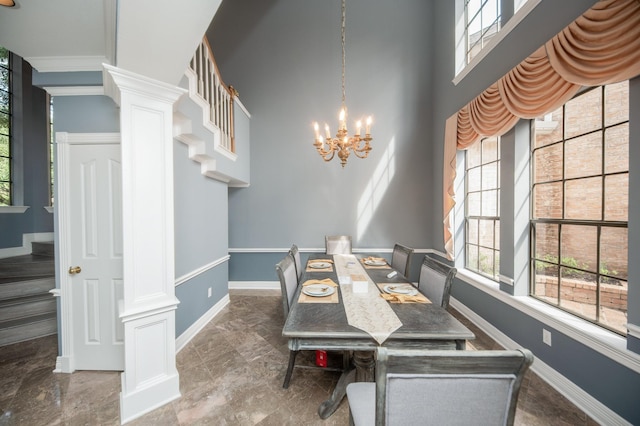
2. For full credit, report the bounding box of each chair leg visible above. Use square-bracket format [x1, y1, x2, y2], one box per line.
[283, 350, 298, 389]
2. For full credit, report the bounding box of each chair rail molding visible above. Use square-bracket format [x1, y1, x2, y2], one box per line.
[175, 255, 230, 287]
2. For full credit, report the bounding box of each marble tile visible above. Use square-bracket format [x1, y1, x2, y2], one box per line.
[0, 294, 600, 425]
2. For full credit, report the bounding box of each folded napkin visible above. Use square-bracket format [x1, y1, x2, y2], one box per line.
[380, 293, 429, 303]
[309, 259, 334, 263]
[363, 256, 386, 262]
[303, 278, 338, 287]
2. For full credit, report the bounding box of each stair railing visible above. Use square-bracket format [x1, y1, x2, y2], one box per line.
[188, 38, 235, 153]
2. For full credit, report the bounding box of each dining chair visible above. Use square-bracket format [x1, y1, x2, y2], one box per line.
[289, 244, 302, 282]
[325, 235, 352, 255]
[275, 253, 302, 388]
[390, 243, 414, 278]
[346, 347, 534, 426]
[417, 255, 457, 309]
[276, 253, 347, 388]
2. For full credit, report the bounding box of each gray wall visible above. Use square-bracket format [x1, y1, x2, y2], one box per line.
[210, 0, 435, 258]
[173, 139, 230, 337]
[0, 56, 54, 249]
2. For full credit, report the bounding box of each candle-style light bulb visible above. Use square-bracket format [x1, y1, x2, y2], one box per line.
[365, 116, 372, 135]
[325, 123, 331, 139]
[355, 120, 362, 137]
[339, 108, 346, 130]
[313, 122, 320, 141]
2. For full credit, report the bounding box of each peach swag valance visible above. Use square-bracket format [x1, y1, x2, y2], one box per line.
[443, 0, 640, 260]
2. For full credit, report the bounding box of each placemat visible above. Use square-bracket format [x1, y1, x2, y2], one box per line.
[360, 257, 391, 269]
[298, 289, 339, 303]
[377, 283, 430, 303]
[305, 259, 334, 273]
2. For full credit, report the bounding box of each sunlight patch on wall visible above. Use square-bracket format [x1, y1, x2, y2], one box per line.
[357, 137, 396, 240]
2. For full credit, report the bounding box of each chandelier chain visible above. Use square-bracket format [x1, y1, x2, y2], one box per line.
[341, 0, 346, 106]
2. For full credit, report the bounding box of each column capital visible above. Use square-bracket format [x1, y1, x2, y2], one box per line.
[102, 64, 186, 107]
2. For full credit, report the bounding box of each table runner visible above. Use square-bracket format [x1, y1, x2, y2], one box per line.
[333, 254, 402, 344]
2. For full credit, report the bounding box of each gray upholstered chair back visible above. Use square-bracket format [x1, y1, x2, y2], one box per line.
[289, 244, 302, 282]
[325, 235, 352, 255]
[275, 253, 298, 317]
[374, 348, 534, 426]
[417, 256, 456, 308]
[390, 243, 414, 278]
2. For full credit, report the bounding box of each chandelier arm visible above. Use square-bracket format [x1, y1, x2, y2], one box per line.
[352, 147, 371, 159]
[318, 148, 337, 162]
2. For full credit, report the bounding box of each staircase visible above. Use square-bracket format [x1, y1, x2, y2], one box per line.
[0, 241, 57, 346]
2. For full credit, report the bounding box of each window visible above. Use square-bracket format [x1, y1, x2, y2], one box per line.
[465, 0, 501, 66]
[455, 0, 540, 82]
[0, 46, 11, 206]
[465, 136, 501, 280]
[531, 82, 629, 335]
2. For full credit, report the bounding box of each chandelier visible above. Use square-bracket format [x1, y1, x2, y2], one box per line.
[312, 0, 372, 168]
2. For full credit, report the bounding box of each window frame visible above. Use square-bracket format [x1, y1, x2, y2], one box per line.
[530, 83, 629, 336]
[464, 0, 502, 67]
[454, 0, 542, 85]
[0, 46, 12, 207]
[465, 136, 501, 281]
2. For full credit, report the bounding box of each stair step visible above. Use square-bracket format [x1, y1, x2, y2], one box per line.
[0, 312, 57, 347]
[0, 276, 55, 300]
[31, 241, 55, 257]
[0, 294, 56, 322]
[0, 255, 55, 279]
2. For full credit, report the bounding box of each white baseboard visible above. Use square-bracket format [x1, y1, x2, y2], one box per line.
[450, 297, 631, 426]
[0, 232, 54, 259]
[229, 281, 280, 291]
[53, 355, 74, 374]
[175, 294, 230, 353]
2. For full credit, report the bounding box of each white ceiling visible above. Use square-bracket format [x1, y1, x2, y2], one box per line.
[0, 0, 221, 86]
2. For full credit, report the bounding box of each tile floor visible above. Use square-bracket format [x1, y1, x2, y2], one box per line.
[0, 291, 599, 425]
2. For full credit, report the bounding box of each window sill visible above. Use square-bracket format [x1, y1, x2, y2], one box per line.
[453, 0, 542, 86]
[456, 268, 640, 374]
[0, 206, 30, 214]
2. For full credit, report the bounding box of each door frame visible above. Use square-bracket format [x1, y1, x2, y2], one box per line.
[55, 131, 121, 373]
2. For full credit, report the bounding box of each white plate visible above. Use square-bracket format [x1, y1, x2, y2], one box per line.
[383, 284, 418, 296]
[302, 284, 336, 297]
[309, 261, 332, 269]
[364, 259, 387, 266]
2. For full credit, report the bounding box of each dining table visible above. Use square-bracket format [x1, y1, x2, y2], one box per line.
[282, 253, 475, 419]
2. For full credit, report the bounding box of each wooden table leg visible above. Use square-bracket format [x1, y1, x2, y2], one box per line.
[318, 366, 355, 419]
[353, 350, 375, 382]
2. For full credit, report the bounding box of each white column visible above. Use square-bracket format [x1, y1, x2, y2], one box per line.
[103, 64, 186, 424]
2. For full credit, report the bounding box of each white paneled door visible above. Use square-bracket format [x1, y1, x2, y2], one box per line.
[68, 141, 124, 370]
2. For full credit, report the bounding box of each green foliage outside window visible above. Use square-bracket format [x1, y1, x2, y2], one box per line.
[1, 46, 11, 206]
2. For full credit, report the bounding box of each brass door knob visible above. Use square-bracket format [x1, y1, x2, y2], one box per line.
[68, 266, 82, 275]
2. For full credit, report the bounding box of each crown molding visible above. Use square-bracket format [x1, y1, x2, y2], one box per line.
[44, 86, 104, 96]
[25, 56, 110, 73]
